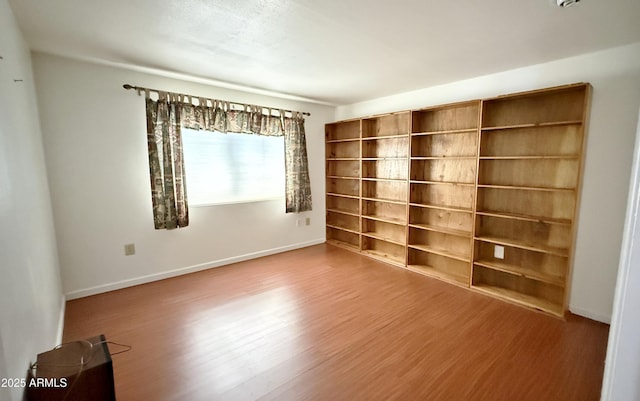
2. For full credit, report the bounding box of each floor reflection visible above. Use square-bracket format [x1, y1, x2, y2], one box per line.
[182, 286, 302, 395]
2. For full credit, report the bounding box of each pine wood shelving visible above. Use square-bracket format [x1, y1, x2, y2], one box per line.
[407, 100, 480, 286]
[359, 112, 410, 266]
[325, 83, 591, 317]
[325, 120, 361, 251]
[472, 83, 590, 316]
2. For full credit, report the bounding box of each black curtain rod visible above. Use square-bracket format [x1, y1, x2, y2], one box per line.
[123, 84, 311, 117]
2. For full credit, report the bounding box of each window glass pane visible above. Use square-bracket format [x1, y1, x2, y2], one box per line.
[182, 129, 285, 205]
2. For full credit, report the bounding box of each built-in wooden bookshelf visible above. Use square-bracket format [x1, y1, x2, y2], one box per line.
[325, 119, 361, 251]
[407, 100, 480, 286]
[360, 112, 410, 266]
[325, 83, 591, 317]
[472, 83, 590, 317]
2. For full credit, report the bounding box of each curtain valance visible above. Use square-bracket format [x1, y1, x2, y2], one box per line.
[180, 102, 293, 137]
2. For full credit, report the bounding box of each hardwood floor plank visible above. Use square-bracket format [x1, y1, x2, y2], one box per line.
[63, 244, 609, 401]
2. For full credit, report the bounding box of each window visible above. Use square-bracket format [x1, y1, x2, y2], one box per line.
[182, 128, 285, 206]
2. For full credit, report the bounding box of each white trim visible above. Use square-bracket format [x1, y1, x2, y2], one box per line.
[65, 239, 325, 300]
[600, 107, 640, 401]
[568, 305, 611, 324]
[56, 294, 66, 345]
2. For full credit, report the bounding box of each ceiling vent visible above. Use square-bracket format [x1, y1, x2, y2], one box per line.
[557, 0, 581, 7]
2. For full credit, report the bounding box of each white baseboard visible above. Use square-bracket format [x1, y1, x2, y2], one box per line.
[569, 305, 611, 324]
[65, 239, 325, 300]
[56, 294, 66, 345]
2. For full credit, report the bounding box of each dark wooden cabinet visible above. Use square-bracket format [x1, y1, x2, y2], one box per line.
[27, 334, 116, 401]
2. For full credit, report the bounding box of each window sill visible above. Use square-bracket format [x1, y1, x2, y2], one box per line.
[190, 196, 284, 208]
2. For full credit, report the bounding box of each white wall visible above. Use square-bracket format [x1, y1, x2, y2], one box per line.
[336, 42, 640, 323]
[0, 1, 64, 400]
[601, 107, 640, 401]
[32, 53, 334, 299]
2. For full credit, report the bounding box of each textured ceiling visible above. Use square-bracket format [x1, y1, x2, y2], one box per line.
[8, 0, 640, 105]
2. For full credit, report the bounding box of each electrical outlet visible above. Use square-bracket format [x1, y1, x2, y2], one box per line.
[494, 245, 505, 259]
[124, 243, 135, 256]
[296, 219, 301, 227]
[305, 217, 311, 226]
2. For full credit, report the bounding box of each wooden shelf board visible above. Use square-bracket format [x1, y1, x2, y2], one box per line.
[327, 157, 360, 161]
[474, 260, 565, 287]
[326, 175, 360, 180]
[326, 138, 360, 143]
[411, 156, 477, 160]
[410, 202, 474, 212]
[325, 239, 360, 251]
[471, 283, 564, 317]
[362, 177, 407, 183]
[327, 193, 360, 200]
[362, 214, 407, 226]
[408, 244, 470, 262]
[362, 157, 407, 161]
[409, 223, 471, 238]
[475, 235, 569, 257]
[362, 232, 406, 246]
[406, 264, 469, 287]
[481, 120, 583, 131]
[479, 155, 580, 160]
[410, 180, 475, 187]
[475, 210, 571, 225]
[361, 249, 405, 266]
[477, 184, 575, 193]
[409, 203, 473, 213]
[484, 82, 588, 101]
[361, 134, 409, 140]
[327, 208, 360, 217]
[326, 224, 360, 235]
[411, 128, 478, 136]
[362, 197, 407, 205]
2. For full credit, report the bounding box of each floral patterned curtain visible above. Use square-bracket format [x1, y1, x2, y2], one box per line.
[145, 95, 189, 229]
[144, 96, 312, 229]
[284, 115, 312, 213]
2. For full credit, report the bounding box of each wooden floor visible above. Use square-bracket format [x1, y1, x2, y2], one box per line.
[64, 244, 610, 401]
